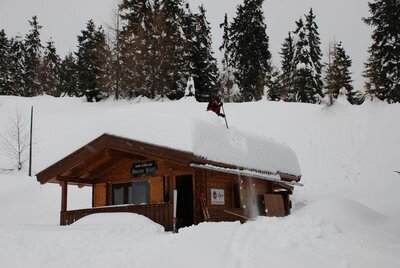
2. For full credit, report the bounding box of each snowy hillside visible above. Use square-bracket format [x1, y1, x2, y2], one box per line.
[0, 96, 399, 268]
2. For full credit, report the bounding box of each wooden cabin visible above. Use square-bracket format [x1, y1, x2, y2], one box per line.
[36, 134, 301, 231]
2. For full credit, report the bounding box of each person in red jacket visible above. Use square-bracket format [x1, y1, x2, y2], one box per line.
[207, 98, 225, 118]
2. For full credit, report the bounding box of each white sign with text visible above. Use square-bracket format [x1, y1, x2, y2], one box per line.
[211, 188, 225, 205]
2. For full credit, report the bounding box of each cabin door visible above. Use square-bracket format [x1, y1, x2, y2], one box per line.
[175, 175, 194, 228]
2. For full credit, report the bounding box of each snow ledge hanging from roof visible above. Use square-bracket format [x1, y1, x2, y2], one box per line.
[189, 163, 303, 187]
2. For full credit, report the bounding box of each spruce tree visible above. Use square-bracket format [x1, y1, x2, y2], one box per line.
[59, 53, 79, 97]
[229, 0, 271, 101]
[119, 0, 163, 99]
[292, 10, 324, 103]
[189, 5, 219, 102]
[9, 36, 26, 96]
[76, 20, 109, 102]
[160, 0, 188, 99]
[266, 64, 281, 101]
[0, 29, 13, 95]
[277, 32, 296, 101]
[24, 16, 43, 97]
[39, 39, 61, 96]
[218, 13, 238, 102]
[305, 8, 323, 97]
[119, 0, 148, 98]
[324, 41, 360, 105]
[363, 0, 400, 103]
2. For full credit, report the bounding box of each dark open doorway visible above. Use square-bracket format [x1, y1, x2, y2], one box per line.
[176, 175, 194, 229]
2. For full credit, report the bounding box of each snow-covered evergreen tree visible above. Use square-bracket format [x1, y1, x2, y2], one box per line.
[76, 20, 109, 102]
[39, 39, 61, 96]
[305, 8, 323, 97]
[292, 9, 324, 103]
[159, 0, 188, 99]
[363, 0, 400, 103]
[24, 16, 43, 97]
[59, 53, 79, 97]
[229, 0, 272, 101]
[9, 36, 25, 96]
[277, 32, 296, 101]
[189, 5, 219, 102]
[119, 0, 189, 100]
[266, 64, 281, 101]
[218, 13, 238, 102]
[324, 41, 360, 105]
[0, 29, 13, 95]
[119, 0, 152, 98]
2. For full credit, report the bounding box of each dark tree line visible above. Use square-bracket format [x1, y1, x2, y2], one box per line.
[0, 0, 398, 104]
[0, 1, 220, 102]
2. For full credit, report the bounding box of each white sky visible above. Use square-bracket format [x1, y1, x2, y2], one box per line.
[0, 0, 371, 90]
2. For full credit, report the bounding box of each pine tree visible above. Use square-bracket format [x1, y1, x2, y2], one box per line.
[324, 41, 360, 105]
[292, 9, 324, 103]
[159, 0, 188, 99]
[363, 0, 400, 103]
[119, 0, 164, 99]
[305, 8, 323, 97]
[0, 29, 13, 95]
[218, 13, 238, 102]
[76, 20, 109, 102]
[59, 53, 79, 97]
[229, 0, 271, 101]
[277, 32, 296, 101]
[189, 5, 219, 102]
[9, 36, 26, 96]
[24, 16, 43, 97]
[119, 0, 147, 98]
[266, 64, 281, 101]
[39, 39, 61, 96]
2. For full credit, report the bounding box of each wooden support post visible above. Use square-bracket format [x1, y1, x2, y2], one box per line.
[60, 181, 68, 225]
[61, 181, 68, 212]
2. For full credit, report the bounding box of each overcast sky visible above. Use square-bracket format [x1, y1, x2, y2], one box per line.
[0, 0, 372, 90]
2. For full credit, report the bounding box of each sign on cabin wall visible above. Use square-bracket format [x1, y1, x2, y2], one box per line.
[211, 188, 225, 205]
[131, 161, 157, 177]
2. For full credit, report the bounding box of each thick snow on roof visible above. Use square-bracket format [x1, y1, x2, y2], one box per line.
[0, 96, 300, 176]
[192, 118, 301, 176]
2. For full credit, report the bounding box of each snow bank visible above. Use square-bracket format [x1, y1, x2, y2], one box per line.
[71, 213, 165, 233]
[295, 198, 386, 226]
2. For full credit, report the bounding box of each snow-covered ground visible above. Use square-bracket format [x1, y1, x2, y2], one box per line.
[0, 95, 399, 268]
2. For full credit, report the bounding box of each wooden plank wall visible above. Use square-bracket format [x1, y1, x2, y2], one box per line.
[93, 183, 107, 207]
[91, 157, 292, 224]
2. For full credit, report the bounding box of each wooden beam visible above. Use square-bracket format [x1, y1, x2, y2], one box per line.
[106, 148, 147, 160]
[57, 176, 98, 184]
[92, 159, 131, 179]
[64, 150, 108, 178]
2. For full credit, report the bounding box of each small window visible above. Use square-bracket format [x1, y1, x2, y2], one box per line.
[112, 180, 150, 205]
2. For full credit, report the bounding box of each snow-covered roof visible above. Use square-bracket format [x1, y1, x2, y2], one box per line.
[191, 119, 301, 176]
[38, 108, 301, 180]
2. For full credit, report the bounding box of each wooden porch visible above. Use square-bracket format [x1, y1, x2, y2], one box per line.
[60, 203, 173, 231]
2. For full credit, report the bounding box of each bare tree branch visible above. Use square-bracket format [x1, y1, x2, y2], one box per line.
[0, 109, 30, 170]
